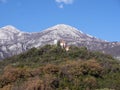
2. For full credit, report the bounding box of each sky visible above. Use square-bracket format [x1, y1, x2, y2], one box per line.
[0, 0, 120, 41]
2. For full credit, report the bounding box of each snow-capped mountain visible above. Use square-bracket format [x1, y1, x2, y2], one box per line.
[0, 25, 20, 40]
[0, 24, 120, 60]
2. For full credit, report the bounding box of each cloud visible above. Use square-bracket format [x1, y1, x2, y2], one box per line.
[56, 0, 74, 4]
[55, 0, 74, 8]
[0, 0, 7, 3]
[59, 4, 64, 8]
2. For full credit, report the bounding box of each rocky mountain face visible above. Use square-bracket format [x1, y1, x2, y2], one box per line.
[0, 24, 120, 60]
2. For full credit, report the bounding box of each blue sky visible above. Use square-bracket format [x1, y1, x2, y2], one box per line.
[0, 0, 120, 41]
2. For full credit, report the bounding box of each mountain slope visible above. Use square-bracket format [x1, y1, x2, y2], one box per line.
[0, 24, 120, 60]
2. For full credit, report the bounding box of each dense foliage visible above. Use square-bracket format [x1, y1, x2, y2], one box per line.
[0, 45, 120, 90]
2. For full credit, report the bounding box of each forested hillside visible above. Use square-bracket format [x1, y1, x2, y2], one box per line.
[0, 45, 120, 90]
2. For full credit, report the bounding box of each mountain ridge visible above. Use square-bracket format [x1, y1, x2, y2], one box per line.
[0, 24, 120, 60]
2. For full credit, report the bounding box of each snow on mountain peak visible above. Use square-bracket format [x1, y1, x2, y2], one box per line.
[0, 25, 22, 40]
[45, 24, 84, 34]
[1, 25, 20, 33]
[53, 24, 74, 29]
[39, 24, 97, 42]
